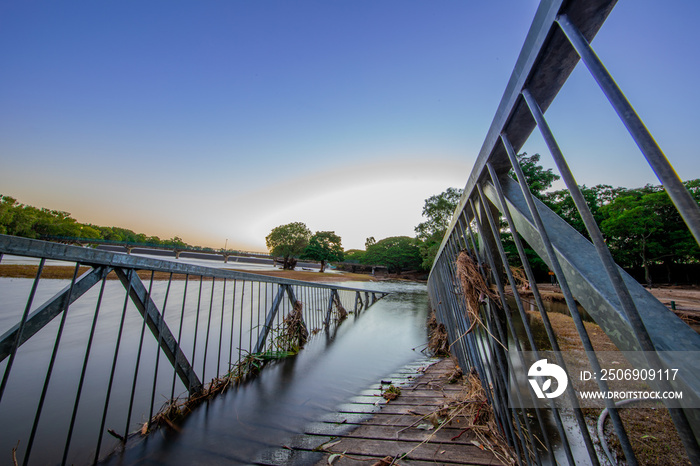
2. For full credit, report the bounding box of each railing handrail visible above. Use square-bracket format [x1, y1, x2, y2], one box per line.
[428, 0, 700, 464]
[432, 0, 617, 272]
[42, 235, 271, 256]
[0, 234, 384, 294]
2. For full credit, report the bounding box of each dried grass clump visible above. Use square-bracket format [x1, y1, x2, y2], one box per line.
[333, 293, 348, 322]
[281, 301, 309, 351]
[401, 371, 516, 465]
[455, 251, 499, 333]
[426, 311, 449, 357]
[509, 265, 529, 291]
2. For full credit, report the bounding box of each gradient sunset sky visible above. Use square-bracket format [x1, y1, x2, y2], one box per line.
[1, 1, 698, 251]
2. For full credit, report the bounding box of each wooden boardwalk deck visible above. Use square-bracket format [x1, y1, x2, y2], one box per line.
[255, 357, 508, 466]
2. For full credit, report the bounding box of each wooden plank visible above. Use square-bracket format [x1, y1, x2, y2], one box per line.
[310, 436, 499, 465]
[309, 358, 507, 466]
[305, 423, 479, 445]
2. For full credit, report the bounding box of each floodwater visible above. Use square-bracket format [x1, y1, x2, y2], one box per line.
[0, 277, 430, 465]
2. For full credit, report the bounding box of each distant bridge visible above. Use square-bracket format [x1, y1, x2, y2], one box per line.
[44, 236, 271, 263]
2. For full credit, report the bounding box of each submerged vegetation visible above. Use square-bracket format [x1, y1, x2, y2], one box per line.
[146, 300, 314, 436]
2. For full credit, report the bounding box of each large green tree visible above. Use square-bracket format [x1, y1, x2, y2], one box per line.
[509, 152, 560, 202]
[500, 153, 560, 277]
[543, 184, 625, 240]
[415, 187, 463, 269]
[362, 236, 422, 273]
[302, 231, 344, 272]
[265, 222, 312, 270]
[600, 182, 700, 285]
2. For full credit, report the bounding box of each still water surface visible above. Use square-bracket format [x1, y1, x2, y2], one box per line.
[0, 278, 429, 465]
[101, 280, 430, 465]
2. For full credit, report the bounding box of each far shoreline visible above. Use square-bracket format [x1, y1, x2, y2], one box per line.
[0, 264, 378, 284]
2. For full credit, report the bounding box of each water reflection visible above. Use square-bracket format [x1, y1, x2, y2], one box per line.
[101, 281, 429, 465]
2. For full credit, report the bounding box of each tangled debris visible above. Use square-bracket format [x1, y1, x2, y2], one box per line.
[455, 251, 499, 334]
[381, 384, 401, 401]
[280, 301, 309, 352]
[333, 293, 348, 322]
[145, 301, 311, 436]
[401, 371, 516, 465]
[426, 311, 449, 357]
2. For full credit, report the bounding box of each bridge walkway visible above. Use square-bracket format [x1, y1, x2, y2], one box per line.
[258, 357, 506, 466]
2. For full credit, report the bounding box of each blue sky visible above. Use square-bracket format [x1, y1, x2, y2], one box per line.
[1, 1, 698, 251]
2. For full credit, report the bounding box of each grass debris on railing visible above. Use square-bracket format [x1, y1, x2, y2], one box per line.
[333, 293, 348, 323]
[280, 301, 309, 352]
[427, 311, 449, 357]
[146, 302, 312, 436]
[455, 251, 499, 333]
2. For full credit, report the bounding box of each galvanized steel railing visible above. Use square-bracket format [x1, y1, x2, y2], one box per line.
[0, 234, 387, 465]
[428, 1, 700, 465]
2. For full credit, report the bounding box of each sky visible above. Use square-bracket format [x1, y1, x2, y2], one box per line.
[1, 1, 698, 252]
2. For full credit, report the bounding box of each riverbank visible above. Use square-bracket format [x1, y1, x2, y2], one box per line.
[0, 264, 377, 283]
[523, 283, 700, 326]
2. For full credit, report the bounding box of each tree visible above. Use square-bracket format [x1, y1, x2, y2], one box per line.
[344, 249, 365, 263]
[544, 184, 624, 239]
[415, 187, 463, 269]
[600, 182, 700, 286]
[362, 236, 422, 273]
[365, 237, 376, 249]
[302, 231, 344, 272]
[265, 222, 312, 270]
[601, 189, 663, 286]
[415, 187, 463, 241]
[498, 153, 560, 278]
[509, 152, 560, 202]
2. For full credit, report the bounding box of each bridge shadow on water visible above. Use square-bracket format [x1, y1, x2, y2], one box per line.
[100, 281, 429, 465]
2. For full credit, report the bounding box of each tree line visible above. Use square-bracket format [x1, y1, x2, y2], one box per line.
[0, 195, 200, 251]
[413, 153, 700, 285]
[5, 151, 699, 284]
[267, 152, 698, 283]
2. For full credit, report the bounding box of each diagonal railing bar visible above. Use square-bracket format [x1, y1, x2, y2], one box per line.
[521, 86, 700, 462]
[504, 131, 626, 464]
[324, 290, 336, 328]
[555, 13, 700, 247]
[0, 264, 112, 363]
[0, 235, 389, 465]
[114, 267, 203, 394]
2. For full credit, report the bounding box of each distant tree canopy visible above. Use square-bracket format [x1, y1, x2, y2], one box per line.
[414, 153, 700, 285]
[0, 195, 193, 249]
[343, 249, 365, 264]
[599, 181, 700, 285]
[362, 236, 422, 273]
[509, 152, 560, 202]
[265, 222, 312, 270]
[301, 231, 344, 273]
[415, 187, 463, 269]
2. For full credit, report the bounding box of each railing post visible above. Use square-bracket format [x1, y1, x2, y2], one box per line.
[324, 290, 336, 328]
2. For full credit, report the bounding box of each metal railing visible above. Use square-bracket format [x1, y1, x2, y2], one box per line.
[0, 235, 388, 465]
[428, 1, 700, 465]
